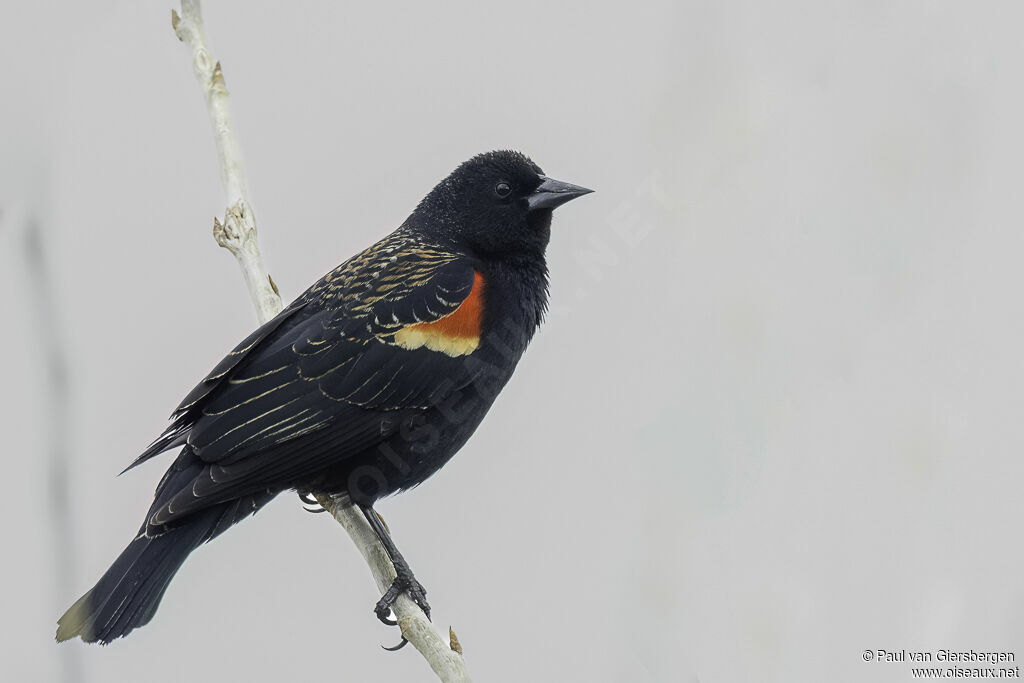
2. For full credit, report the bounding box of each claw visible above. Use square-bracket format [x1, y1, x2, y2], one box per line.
[403, 579, 431, 621]
[412, 597, 431, 621]
[383, 637, 409, 652]
[299, 492, 326, 513]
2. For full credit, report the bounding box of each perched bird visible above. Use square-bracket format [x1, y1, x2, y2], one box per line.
[56, 150, 591, 646]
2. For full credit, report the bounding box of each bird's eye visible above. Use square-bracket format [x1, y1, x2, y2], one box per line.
[495, 182, 512, 198]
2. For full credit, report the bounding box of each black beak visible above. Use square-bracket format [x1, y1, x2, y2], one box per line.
[526, 175, 594, 211]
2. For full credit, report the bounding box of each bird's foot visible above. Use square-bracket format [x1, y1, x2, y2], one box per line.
[375, 567, 430, 651]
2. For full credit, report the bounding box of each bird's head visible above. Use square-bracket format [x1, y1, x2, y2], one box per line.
[411, 150, 592, 258]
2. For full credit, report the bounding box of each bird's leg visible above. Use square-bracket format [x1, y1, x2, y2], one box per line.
[360, 505, 431, 651]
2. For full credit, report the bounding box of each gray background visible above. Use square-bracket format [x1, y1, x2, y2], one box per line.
[3, 1, 1022, 681]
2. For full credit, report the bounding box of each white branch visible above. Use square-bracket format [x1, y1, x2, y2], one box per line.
[171, 3, 470, 680]
[172, 0, 280, 322]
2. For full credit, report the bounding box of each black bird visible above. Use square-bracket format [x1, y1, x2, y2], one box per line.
[56, 150, 591, 645]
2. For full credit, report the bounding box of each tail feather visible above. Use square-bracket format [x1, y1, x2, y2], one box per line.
[56, 491, 276, 644]
[56, 515, 211, 644]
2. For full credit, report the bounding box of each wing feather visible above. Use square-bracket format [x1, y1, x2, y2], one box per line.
[132, 241, 486, 525]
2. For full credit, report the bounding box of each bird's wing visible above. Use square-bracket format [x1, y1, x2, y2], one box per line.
[123, 302, 310, 473]
[134, 248, 490, 526]
[185, 254, 485, 462]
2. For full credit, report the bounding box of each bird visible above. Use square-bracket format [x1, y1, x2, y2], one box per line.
[56, 150, 592, 646]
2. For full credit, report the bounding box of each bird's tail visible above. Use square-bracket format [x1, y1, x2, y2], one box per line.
[56, 491, 275, 645]
[56, 516, 211, 644]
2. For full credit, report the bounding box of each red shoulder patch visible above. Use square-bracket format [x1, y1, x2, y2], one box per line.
[393, 272, 485, 356]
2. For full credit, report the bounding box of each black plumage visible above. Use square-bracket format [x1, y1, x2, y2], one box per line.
[57, 150, 591, 645]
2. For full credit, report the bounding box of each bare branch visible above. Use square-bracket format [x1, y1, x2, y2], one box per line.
[173, 0, 280, 322]
[170, 3, 471, 680]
